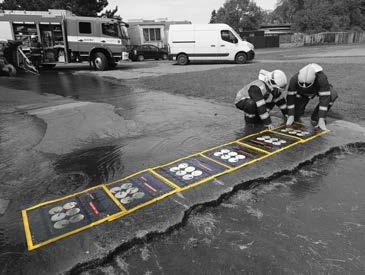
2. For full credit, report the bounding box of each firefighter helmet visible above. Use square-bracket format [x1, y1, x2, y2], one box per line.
[269, 70, 287, 90]
[298, 65, 316, 88]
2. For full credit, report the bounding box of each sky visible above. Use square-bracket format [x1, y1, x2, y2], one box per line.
[107, 0, 277, 23]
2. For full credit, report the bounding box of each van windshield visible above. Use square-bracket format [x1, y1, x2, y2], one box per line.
[230, 29, 242, 41]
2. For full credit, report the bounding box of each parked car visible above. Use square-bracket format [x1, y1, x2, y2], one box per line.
[129, 44, 168, 61]
[168, 24, 255, 65]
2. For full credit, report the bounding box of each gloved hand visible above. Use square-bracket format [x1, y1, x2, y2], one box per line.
[316, 117, 327, 131]
[265, 124, 274, 130]
[286, 115, 294, 126]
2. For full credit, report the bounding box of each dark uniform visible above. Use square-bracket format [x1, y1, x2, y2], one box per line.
[235, 79, 287, 125]
[287, 70, 338, 122]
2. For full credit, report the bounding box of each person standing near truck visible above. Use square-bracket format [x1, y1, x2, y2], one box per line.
[286, 63, 338, 131]
[235, 69, 288, 129]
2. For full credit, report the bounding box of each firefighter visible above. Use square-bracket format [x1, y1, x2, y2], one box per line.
[235, 69, 288, 129]
[286, 63, 338, 131]
[29, 35, 42, 68]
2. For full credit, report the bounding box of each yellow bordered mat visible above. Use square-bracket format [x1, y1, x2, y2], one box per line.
[22, 123, 328, 250]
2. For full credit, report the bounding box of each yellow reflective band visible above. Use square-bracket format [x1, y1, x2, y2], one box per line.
[287, 91, 297, 95]
[259, 112, 269, 119]
[319, 91, 331, 96]
[287, 105, 295, 109]
[319, 106, 328, 111]
[256, 99, 266, 107]
[279, 104, 287, 109]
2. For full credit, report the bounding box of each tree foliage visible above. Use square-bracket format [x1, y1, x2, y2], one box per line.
[271, 0, 365, 33]
[209, 0, 265, 32]
[0, 0, 118, 17]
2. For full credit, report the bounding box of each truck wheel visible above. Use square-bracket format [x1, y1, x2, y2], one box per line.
[235, 52, 247, 64]
[137, 55, 144, 61]
[93, 52, 109, 71]
[177, 54, 188, 65]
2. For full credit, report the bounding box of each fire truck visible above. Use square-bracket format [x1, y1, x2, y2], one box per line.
[0, 9, 130, 71]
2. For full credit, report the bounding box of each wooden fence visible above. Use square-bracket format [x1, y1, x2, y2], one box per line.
[280, 31, 365, 47]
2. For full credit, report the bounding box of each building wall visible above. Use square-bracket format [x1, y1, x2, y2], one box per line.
[127, 20, 191, 48]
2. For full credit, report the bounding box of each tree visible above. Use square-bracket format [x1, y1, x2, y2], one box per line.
[0, 0, 116, 17]
[269, 0, 365, 32]
[210, 10, 217, 23]
[101, 5, 119, 18]
[209, 0, 265, 32]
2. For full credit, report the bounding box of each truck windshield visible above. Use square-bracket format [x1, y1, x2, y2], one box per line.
[102, 23, 120, 38]
[119, 25, 129, 40]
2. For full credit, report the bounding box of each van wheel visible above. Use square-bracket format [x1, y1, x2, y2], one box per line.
[137, 55, 144, 61]
[235, 52, 247, 64]
[93, 52, 109, 71]
[177, 54, 188, 65]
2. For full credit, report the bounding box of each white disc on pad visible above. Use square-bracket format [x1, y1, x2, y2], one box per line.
[49, 206, 63, 215]
[185, 166, 196, 173]
[257, 137, 265, 141]
[221, 149, 230, 154]
[178, 163, 189, 169]
[66, 208, 80, 216]
[176, 170, 187, 176]
[51, 213, 66, 222]
[280, 140, 287, 144]
[54, 220, 70, 229]
[69, 214, 84, 223]
[273, 141, 281, 146]
[228, 152, 238, 157]
[169, 167, 180, 173]
[265, 139, 273, 144]
[120, 197, 131, 204]
[221, 155, 230, 160]
[110, 187, 121, 194]
[214, 151, 223, 157]
[128, 187, 139, 194]
[262, 136, 271, 139]
[115, 191, 128, 199]
[183, 174, 194, 181]
[63, 202, 77, 210]
[236, 155, 246, 160]
[120, 183, 133, 189]
[228, 157, 239, 163]
[133, 192, 145, 199]
[191, 170, 203, 177]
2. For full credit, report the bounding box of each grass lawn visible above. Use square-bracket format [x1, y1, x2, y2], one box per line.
[133, 61, 365, 125]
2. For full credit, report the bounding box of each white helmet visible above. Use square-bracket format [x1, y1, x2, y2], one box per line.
[298, 64, 322, 88]
[259, 69, 287, 90]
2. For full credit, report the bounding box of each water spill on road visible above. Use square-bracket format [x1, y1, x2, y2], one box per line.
[83, 147, 365, 274]
[0, 70, 131, 100]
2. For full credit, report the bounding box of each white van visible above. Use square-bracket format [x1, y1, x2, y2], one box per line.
[168, 24, 255, 65]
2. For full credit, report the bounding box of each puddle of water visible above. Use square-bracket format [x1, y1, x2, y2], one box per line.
[91, 147, 365, 274]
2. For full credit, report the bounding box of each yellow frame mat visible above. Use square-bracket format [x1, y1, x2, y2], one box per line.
[22, 125, 329, 251]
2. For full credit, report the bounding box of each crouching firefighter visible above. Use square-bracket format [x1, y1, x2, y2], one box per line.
[286, 63, 338, 131]
[235, 69, 288, 129]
